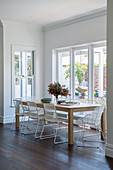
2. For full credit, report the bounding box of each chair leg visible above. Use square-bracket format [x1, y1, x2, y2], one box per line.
[20, 116, 25, 134]
[96, 127, 100, 149]
[24, 116, 30, 135]
[40, 125, 45, 139]
[10, 116, 16, 131]
[100, 127, 106, 143]
[35, 119, 43, 138]
[54, 123, 68, 144]
[76, 125, 101, 149]
[76, 123, 85, 145]
[40, 124, 55, 140]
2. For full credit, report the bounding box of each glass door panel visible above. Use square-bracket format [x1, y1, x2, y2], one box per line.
[93, 46, 107, 103]
[74, 48, 88, 100]
[14, 52, 21, 76]
[58, 51, 70, 90]
[14, 77, 21, 98]
[27, 53, 32, 76]
[27, 77, 32, 97]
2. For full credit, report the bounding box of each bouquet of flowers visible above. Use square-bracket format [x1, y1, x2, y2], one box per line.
[48, 82, 71, 99]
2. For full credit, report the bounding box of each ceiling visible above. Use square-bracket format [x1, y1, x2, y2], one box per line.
[0, 0, 107, 26]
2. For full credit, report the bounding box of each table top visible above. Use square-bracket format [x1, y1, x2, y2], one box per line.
[15, 97, 101, 109]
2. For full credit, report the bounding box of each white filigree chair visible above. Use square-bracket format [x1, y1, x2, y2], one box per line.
[11, 99, 30, 133]
[75, 104, 105, 148]
[73, 100, 99, 121]
[40, 103, 68, 144]
[24, 101, 45, 136]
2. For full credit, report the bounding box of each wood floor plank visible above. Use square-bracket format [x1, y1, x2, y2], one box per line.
[0, 124, 113, 170]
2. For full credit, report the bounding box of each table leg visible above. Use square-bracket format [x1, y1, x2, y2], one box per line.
[68, 109, 74, 145]
[15, 103, 19, 129]
[101, 107, 106, 140]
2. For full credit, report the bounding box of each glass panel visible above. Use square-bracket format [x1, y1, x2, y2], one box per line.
[27, 52, 32, 76]
[94, 46, 107, 103]
[14, 52, 21, 76]
[21, 52, 26, 77]
[21, 77, 26, 97]
[58, 51, 70, 89]
[74, 49, 88, 100]
[27, 78, 32, 97]
[14, 77, 21, 98]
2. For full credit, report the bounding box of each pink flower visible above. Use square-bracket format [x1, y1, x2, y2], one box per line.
[61, 90, 63, 93]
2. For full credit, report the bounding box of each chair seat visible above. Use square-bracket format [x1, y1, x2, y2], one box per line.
[73, 112, 92, 120]
[56, 118, 68, 123]
[29, 113, 45, 119]
[56, 111, 68, 118]
[16, 112, 29, 116]
[45, 118, 68, 123]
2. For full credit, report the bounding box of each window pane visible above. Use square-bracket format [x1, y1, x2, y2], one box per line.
[14, 78, 21, 98]
[94, 46, 107, 102]
[74, 49, 88, 100]
[27, 78, 32, 97]
[14, 52, 21, 76]
[27, 52, 32, 76]
[58, 51, 70, 89]
[22, 77, 26, 97]
[21, 52, 26, 77]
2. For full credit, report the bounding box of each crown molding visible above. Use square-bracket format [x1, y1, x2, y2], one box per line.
[43, 7, 107, 32]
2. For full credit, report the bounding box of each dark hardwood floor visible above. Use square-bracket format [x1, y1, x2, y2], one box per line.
[0, 124, 113, 170]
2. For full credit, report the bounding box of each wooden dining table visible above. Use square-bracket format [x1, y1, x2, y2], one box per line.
[15, 99, 106, 146]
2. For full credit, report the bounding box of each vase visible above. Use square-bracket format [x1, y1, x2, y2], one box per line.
[55, 96, 59, 104]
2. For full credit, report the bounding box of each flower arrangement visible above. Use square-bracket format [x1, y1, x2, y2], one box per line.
[48, 82, 71, 99]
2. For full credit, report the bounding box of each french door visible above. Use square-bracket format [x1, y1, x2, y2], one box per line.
[56, 42, 106, 103]
[93, 45, 107, 101]
[57, 50, 71, 90]
[13, 51, 34, 99]
[73, 47, 89, 100]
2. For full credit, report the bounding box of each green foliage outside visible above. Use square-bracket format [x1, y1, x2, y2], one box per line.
[64, 64, 86, 85]
[64, 63, 102, 85]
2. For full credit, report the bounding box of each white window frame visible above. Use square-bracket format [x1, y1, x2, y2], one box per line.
[53, 41, 106, 101]
[11, 45, 37, 105]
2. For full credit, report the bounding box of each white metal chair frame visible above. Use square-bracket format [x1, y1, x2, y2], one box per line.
[76, 104, 105, 149]
[11, 99, 30, 133]
[40, 103, 68, 144]
[24, 101, 45, 136]
[73, 100, 99, 120]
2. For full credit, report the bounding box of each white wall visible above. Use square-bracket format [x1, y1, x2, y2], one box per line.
[44, 15, 106, 97]
[0, 21, 3, 122]
[105, 0, 113, 158]
[1, 20, 44, 123]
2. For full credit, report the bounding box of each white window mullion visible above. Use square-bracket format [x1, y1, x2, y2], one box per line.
[56, 51, 59, 82]
[20, 52, 22, 97]
[25, 53, 27, 98]
[99, 50, 104, 97]
[69, 49, 72, 99]
[52, 50, 57, 83]
[88, 45, 94, 101]
[71, 48, 75, 100]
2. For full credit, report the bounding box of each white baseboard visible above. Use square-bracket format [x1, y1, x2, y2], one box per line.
[0, 115, 29, 124]
[105, 143, 113, 158]
[0, 116, 3, 124]
[0, 115, 14, 124]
